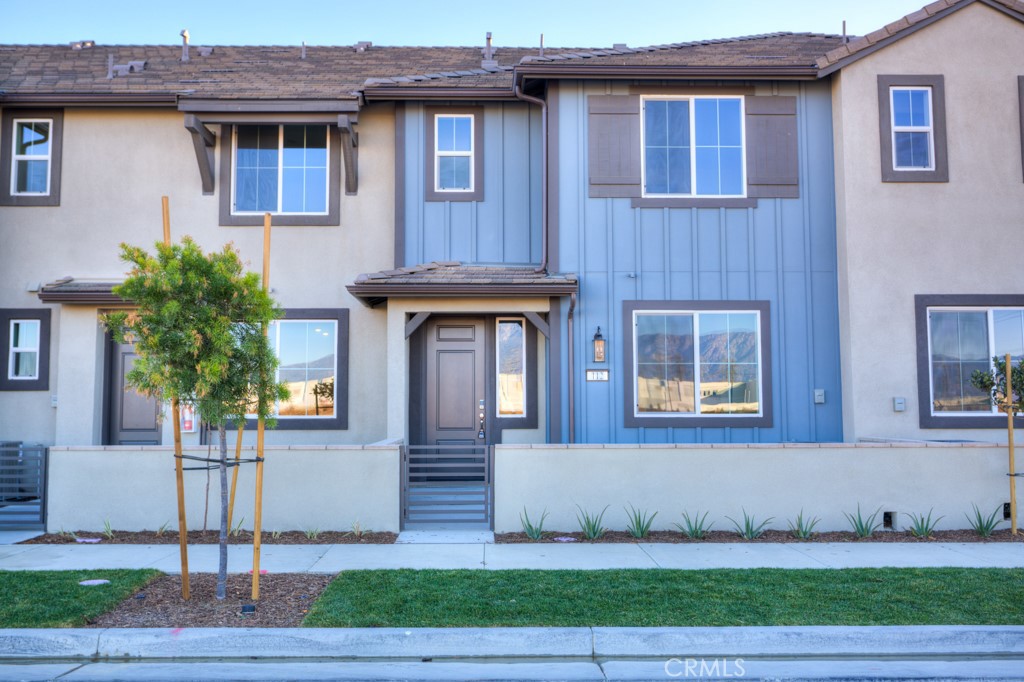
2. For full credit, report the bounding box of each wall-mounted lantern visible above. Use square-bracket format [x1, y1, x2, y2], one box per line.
[593, 327, 606, 363]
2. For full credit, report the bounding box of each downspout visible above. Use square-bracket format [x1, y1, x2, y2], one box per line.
[513, 83, 548, 274]
[567, 292, 576, 443]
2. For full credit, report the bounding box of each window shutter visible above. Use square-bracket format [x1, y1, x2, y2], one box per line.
[588, 95, 642, 198]
[745, 96, 798, 199]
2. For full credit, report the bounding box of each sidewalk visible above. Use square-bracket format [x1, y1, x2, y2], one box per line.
[0, 538, 1021, 572]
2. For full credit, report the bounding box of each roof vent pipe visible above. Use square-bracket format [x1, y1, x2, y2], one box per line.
[482, 31, 498, 69]
[301, 41, 307, 59]
[106, 53, 114, 79]
[842, 20, 848, 44]
[613, 43, 628, 51]
[180, 29, 190, 62]
[539, 33, 545, 57]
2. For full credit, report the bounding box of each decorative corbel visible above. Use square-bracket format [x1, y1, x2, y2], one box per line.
[183, 114, 216, 195]
[338, 113, 359, 195]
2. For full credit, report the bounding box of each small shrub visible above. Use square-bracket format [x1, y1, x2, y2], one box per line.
[844, 504, 882, 538]
[787, 509, 820, 540]
[271, 530, 283, 540]
[520, 507, 549, 541]
[726, 509, 773, 540]
[303, 527, 321, 540]
[101, 520, 115, 540]
[673, 510, 713, 540]
[906, 509, 944, 539]
[965, 503, 1004, 538]
[155, 522, 171, 537]
[350, 520, 365, 539]
[624, 504, 657, 539]
[230, 516, 245, 537]
[575, 505, 609, 540]
[58, 527, 77, 541]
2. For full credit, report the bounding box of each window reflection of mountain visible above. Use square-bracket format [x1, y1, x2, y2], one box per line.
[278, 354, 335, 417]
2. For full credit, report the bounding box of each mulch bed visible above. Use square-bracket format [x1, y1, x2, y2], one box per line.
[22, 530, 397, 545]
[87, 573, 332, 628]
[496, 528, 1024, 543]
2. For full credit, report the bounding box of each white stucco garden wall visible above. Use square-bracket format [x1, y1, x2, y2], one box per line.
[832, 3, 1024, 442]
[46, 444, 401, 532]
[494, 443, 1011, 533]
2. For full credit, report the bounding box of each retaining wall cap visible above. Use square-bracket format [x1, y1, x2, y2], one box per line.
[0, 630, 99, 659]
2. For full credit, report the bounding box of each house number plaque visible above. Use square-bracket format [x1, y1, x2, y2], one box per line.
[586, 370, 609, 382]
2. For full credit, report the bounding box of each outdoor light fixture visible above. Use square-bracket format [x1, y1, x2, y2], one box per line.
[593, 327, 606, 363]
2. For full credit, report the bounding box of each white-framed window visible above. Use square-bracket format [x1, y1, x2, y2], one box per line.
[641, 96, 745, 197]
[269, 318, 338, 418]
[8, 319, 40, 381]
[231, 124, 329, 215]
[890, 87, 934, 171]
[632, 309, 762, 417]
[926, 307, 1024, 416]
[434, 114, 474, 192]
[496, 317, 526, 417]
[11, 119, 52, 196]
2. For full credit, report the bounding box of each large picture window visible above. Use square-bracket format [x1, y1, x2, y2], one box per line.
[233, 124, 328, 215]
[623, 300, 771, 428]
[642, 97, 745, 197]
[916, 295, 1024, 428]
[248, 309, 348, 430]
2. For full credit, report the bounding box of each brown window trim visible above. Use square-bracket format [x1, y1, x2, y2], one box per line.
[218, 124, 342, 227]
[0, 308, 51, 391]
[622, 299, 773, 429]
[915, 294, 1024, 429]
[878, 75, 948, 183]
[0, 109, 64, 207]
[243, 308, 349, 430]
[424, 106, 484, 202]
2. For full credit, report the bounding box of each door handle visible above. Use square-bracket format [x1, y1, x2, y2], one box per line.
[477, 399, 485, 439]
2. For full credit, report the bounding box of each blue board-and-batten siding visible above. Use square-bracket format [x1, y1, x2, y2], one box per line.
[555, 80, 843, 444]
[401, 102, 543, 267]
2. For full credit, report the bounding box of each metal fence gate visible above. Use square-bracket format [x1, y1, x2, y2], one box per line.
[0, 442, 47, 530]
[401, 445, 493, 528]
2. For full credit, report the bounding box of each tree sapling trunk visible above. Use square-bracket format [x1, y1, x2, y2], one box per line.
[217, 423, 228, 600]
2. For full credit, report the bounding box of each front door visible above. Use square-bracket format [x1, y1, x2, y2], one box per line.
[425, 317, 486, 447]
[106, 341, 161, 445]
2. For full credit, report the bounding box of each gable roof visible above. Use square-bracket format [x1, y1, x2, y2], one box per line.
[817, 0, 1024, 75]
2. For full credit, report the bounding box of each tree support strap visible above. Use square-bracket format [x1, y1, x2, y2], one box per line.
[174, 453, 263, 471]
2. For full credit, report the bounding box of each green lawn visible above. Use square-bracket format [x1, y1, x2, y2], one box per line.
[0, 570, 160, 628]
[304, 568, 1024, 627]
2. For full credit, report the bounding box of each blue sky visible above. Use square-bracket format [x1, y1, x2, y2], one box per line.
[4, 1, 929, 48]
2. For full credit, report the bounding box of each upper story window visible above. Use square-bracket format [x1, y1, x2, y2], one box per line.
[0, 309, 50, 391]
[642, 97, 745, 197]
[424, 107, 484, 202]
[0, 109, 63, 207]
[232, 124, 329, 215]
[890, 87, 934, 171]
[623, 300, 772, 429]
[877, 75, 948, 183]
[915, 295, 1024, 429]
[435, 115, 474, 192]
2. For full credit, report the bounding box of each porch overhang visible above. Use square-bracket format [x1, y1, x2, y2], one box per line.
[37, 278, 124, 305]
[347, 261, 578, 308]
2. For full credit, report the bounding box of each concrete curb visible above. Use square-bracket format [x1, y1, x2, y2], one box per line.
[3, 625, 1023, 661]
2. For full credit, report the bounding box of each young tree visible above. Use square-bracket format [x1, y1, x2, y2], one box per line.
[104, 237, 287, 599]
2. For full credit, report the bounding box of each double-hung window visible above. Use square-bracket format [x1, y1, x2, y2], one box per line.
[232, 124, 329, 215]
[642, 97, 745, 197]
[435, 115, 474, 192]
[1, 109, 63, 206]
[0, 309, 50, 391]
[877, 75, 947, 182]
[624, 301, 771, 428]
[890, 87, 934, 171]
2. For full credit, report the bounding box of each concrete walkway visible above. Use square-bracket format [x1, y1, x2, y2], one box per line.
[0, 540, 1021, 572]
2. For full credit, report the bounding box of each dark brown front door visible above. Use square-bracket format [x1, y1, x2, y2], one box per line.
[425, 317, 486, 446]
[106, 341, 161, 445]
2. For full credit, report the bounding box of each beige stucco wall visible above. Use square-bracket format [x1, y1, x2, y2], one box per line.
[0, 104, 395, 446]
[833, 3, 1024, 441]
[494, 443, 1012, 533]
[46, 444, 401, 532]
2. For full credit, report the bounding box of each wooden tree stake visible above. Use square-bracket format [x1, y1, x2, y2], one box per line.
[227, 424, 244, 530]
[1007, 353, 1018, 535]
[164, 196, 190, 600]
[252, 213, 271, 599]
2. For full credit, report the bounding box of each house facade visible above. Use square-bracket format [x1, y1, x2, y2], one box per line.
[1, 0, 1021, 533]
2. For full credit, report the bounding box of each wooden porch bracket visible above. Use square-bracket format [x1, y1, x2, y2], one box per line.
[405, 311, 430, 338]
[183, 114, 216, 195]
[523, 311, 549, 338]
[338, 113, 359, 195]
